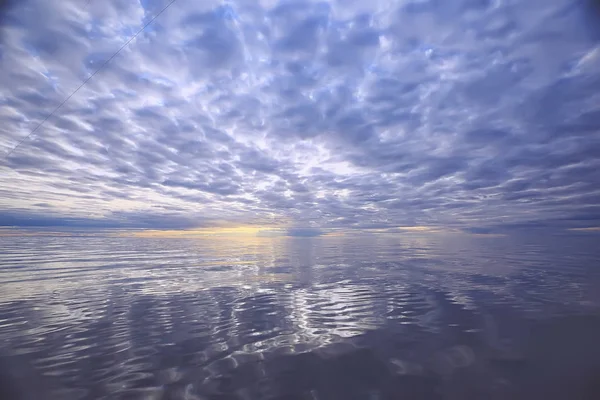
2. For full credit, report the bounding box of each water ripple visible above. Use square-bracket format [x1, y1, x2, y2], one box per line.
[0, 234, 599, 398]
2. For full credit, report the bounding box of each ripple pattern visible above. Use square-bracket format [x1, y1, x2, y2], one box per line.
[1, 234, 600, 399]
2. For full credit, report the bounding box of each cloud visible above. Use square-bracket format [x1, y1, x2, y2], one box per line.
[569, 227, 600, 232]
[1, 0, 599, 232]
[0, 209, 208, 229]
[285, 228, 323, 237]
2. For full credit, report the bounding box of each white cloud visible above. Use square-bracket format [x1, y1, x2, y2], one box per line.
[1, 0, 599, 232]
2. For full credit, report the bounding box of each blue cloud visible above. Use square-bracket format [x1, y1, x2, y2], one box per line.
[0, 0, 599, 232]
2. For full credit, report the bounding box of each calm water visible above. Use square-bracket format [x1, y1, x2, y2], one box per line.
[1, 233, 600, 399]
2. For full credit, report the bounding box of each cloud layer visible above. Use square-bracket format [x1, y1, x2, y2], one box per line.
[1, 0, 600, 232]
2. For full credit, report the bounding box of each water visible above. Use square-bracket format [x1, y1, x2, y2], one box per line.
[1, 233, 600, 399]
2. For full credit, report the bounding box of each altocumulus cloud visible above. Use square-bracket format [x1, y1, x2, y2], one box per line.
[1, 0, 600, 233]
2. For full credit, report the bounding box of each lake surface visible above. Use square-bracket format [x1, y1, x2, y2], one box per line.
[1, 233, 600, 399]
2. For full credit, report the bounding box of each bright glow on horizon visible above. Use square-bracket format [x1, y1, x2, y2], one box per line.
[119, 226, 282, 238]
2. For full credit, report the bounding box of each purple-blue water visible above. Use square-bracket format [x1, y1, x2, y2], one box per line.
[1, 233, 600, 399]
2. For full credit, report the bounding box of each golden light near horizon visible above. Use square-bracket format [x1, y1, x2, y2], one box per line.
[0, 226, 454, 238]
[121, 226, 450, 238]
[119, 226, 286, 238]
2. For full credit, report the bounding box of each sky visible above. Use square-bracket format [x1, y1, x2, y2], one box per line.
[0, 0, 599, 235]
